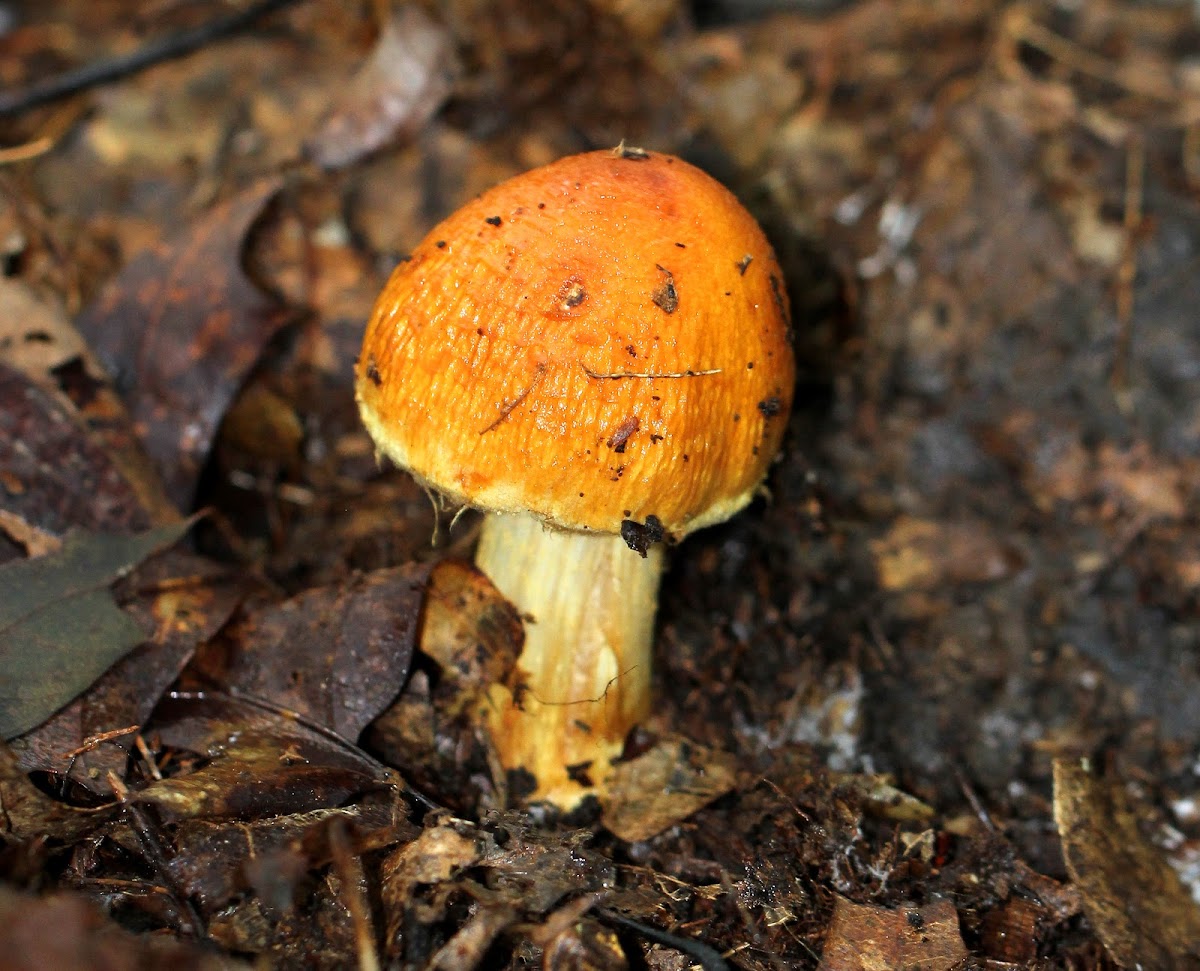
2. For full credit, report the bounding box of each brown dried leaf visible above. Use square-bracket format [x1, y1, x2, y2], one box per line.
[601, 738, 736, 843]
[426, 898, 520, 971]
[379, 816, 483, 963]
[76, 179, 294, 510]
[217, 380, 305, 468]
[419, 560, 523, 705]
[1094, 442, 1186, 521]
[437, 0, 678, 143]
[205, 888, 357, 967]
[213, 563, 430, 741]
[979, 896, 1046, 964]
[482, 818, 612, 913]
[818, 897, 967, 971]
[382, 816, 483, 894]
[1053, 758, 1200, 967]
[587, 0, 681, 43]
[870, 515, 1018, 591]
[306, 4, 455, 170]
[835, 772, 935, 825]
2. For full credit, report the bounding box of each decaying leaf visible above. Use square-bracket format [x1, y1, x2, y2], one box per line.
[306, 3, 456, 170]
[425, 896, 519, 971]
[369, 559, 522, 807]
[601, 737, 736, 843]
[818, 896, 967, 971]
[134, 693, 402, 821]
[978, 895, 1047, 964]
[76, 179, 295, 510]
[379, 813, 615, 967]
[1053, 758, 1200, 967]
[0, 278, 99, 382]
[0, 281, 177, 529]
[534, 897, 627, 971]
[204, 887, 359, 967]
[483, 816, 613, 913]
[0, 520, 192, 740]
[166, 797, 418, 918]
[207, 563, 430, 741]
[0, 742, 111, 843]
[0, 363, 159, 546]
[418, 560, 523, 709]
[382, 816, 483, 895]
[835, 772, 935, 825]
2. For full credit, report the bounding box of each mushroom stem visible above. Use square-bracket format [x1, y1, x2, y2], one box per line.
[476, 512, 663, 806]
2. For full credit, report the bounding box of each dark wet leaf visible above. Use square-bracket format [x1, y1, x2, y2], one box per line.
[369, 560, 520, 805]
[0, 883, 247, 970]
[8, 551, 244, 791]
[210, 563, 430, 741]
[0, 363, 157, 550]
[76, 179, 295, 510]
[1053, 758, 1200, 967]
[134, 692, 401, 821]
[0, 742, 112, 843]
[167, 796, 417, 917]
[0, 520, 192, 740]
[0, 280, 178, 533]
[204, 879, 358, 967]
[306, 3, 455, 170]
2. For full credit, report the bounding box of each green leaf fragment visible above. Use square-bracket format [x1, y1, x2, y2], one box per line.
[0, 520, 191, 740]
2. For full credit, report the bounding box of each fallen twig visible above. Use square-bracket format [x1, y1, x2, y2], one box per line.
[0, 0, 310, 117]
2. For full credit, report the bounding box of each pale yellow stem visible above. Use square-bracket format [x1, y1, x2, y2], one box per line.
[476, 512, 663, 807]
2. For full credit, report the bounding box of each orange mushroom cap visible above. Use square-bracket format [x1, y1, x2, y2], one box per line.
[355, 148, 794, 537]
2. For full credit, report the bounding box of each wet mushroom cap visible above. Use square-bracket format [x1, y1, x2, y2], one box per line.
[355, 149, 795, 537]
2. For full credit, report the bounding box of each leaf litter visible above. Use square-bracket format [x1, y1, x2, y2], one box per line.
[75, 179, 297, 511]
[3, 0, 1200, 967]
[0, 519, 192, 740]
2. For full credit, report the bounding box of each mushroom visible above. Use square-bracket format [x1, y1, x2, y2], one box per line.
[356, 147, 794, 807]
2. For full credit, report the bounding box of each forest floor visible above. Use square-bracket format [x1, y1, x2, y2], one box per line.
[2, 1, 1200, 967]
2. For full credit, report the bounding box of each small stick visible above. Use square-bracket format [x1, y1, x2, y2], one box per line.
[479, 363, 546, 434]
[0, 136, 54, 164]
[595, 908, 730, 971]
[583, 366, 721, 380]
[63, 724, 140, 761]
[1008, 15, 1178, 104]
[1112, 135, 1144, 396]
[330, 819, 381, 971]
[0, 0, 310, 117]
